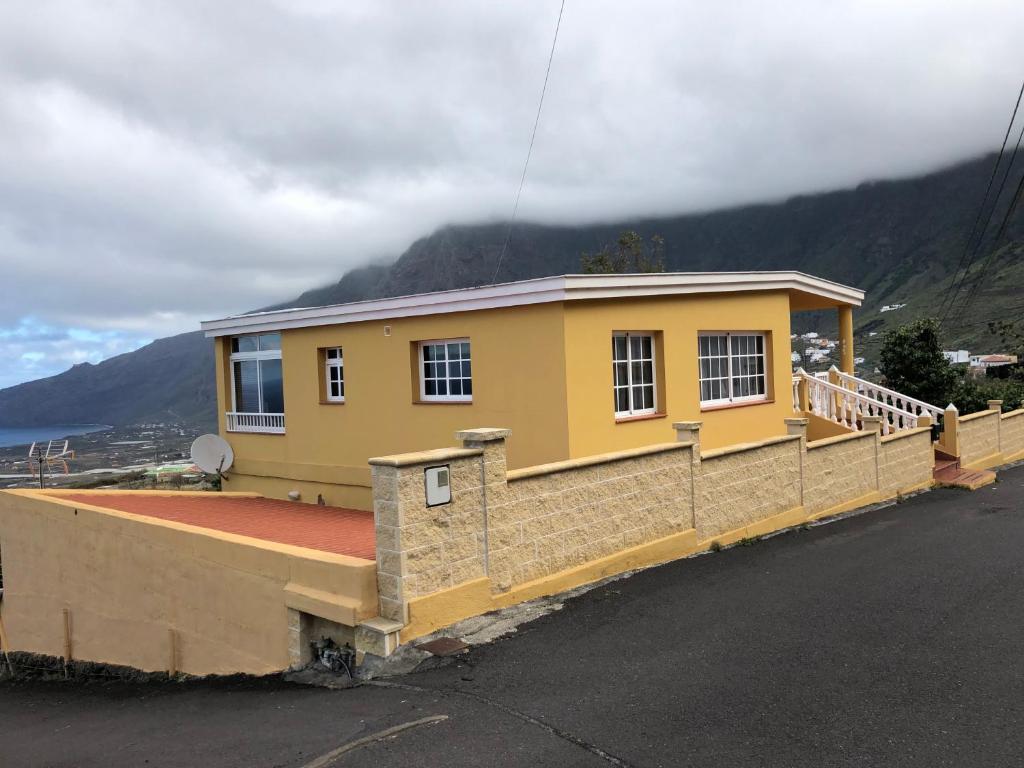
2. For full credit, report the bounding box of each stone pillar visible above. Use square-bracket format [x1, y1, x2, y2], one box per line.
[989, 400, 1004, 454]
[939, 404, 960, 457]
[838, 305, 855, 374]
[861, 416, 884, 491]
[454, 428, 511, 576]
[673, 421, 702, 530]
[368, 463, 405, 623]
[784, 417, 809, 449]
[673, 421, 702, 463]
[862, 415, 883, 435]
[784, 417, 808, 507]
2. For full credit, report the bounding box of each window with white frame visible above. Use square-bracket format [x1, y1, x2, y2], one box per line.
[420, 339, 472, 401]
[612, 333, 656, 417]
[230, 333, 284, 413]
[698, 332, 768, 406]
[324, 347, 344, 402]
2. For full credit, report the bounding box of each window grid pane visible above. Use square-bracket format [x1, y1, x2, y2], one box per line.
[421, 340, 471, 400]
[698, 333, 767, 405]
[612, 333, 656, 416]
[324, 347, 344, 401]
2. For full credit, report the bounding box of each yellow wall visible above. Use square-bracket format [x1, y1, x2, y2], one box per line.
[0, 490, 377, 676]
[562, 291, 794, 453]
[217, 303, 572, 509]
[216, 290, 807, 507]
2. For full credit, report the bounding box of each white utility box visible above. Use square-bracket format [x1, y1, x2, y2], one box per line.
[424, 464, 451, 506]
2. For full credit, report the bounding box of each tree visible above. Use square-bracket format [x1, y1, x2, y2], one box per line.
[581, 230, 666, 274]
[878, 318, 957, 407]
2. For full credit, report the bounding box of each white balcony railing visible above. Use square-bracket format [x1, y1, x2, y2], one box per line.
[225, 411, 285, 434]
[831, 369, 944, 422]
[792, 367, 941, 436]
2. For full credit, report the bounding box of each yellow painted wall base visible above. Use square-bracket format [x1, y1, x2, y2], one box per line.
[228, 473, 372, 511]
[962, 452, 1005, 473]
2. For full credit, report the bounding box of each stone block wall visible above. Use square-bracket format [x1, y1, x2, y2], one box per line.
[490, 443, 694, 592]
[803, 432, 877, 517]
[958, 409, 1001, 468]
[694, 437, 802, 540]
[370, 419, 942, 631]
[877, 428, 934, 496]
[370, 448, 488, 623]
[1001, 410, 1024, 459]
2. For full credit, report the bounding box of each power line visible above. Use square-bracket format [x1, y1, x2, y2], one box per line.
[940, 77, 1024, 325]
[937, 76, 1019, 319]
[490, 0, 567, 284]
[948, 140, 1024, 325]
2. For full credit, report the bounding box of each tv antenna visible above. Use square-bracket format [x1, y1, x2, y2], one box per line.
[27, 440, 75, 489]
[190, 434, 234, 481]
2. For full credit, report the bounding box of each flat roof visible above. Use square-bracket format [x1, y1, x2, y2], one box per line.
[60, 493, 376, 560]
[201, 271, 865, 338]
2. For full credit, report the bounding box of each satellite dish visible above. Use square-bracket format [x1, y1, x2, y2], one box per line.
[190, 434, 234, 477]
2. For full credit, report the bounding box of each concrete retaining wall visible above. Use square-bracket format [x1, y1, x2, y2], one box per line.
[370, 418, 935, 639]
[959, 409, 1002, 469]
[0, 490, 378, 676]
[803, 432, 878, 517]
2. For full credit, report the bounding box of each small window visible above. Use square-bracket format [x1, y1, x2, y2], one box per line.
[699, 332, 768, 406]
[613, 333, 656, 417]
[419, 339, 472, 402]
[324, 347, 344, 402]
[230, 333, 284, 414]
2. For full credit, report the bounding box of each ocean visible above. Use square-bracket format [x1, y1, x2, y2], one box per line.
[0, 424, 112, 449]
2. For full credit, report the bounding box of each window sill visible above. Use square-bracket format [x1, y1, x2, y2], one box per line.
[319, 399, 346, 406]
[615, 411, 667, 424]
[414, 400, 473, 405]
[700, 398, 774, 413]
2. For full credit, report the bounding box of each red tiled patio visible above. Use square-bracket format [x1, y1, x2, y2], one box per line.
[61, 493, 377, 561]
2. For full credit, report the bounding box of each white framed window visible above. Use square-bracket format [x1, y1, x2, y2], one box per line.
[230, 333, 284, 414]
[324, 347, 344, 402]
[698, 332, 768, 406]
[613, 332, 656, 417]
[419, 339, 472, 402]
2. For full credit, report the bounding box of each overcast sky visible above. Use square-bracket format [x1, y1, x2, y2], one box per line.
[0, 0, 1021, 389]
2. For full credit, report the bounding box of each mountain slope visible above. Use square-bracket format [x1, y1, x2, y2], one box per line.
[1, 152, 1021, 428]
[0, 332, 215, 428]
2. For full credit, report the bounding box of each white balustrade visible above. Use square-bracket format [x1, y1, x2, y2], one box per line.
[226, 411, 286, 434]
[830, 368, 944, 423]
[792, 368, 940, 436]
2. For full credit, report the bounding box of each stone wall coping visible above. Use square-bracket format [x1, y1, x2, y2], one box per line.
[700, 434, 800, 460]
[784, 417, 810, 426]
[807, 430, 876, 450]
[879, 426, 932, 444]
[454, 428, 511, 442]
[1001, 409, 1024, 421]
[368, 446, 483, 467]
[358, 616, 405, 633]
[506, 441, 694, 482]
[959, 409, 1000, 423]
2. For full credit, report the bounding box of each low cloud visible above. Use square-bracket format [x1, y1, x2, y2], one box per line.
[0, 0, 1021, 386]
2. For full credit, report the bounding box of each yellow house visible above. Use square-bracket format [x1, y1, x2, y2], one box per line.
[200, 271, 863, 510]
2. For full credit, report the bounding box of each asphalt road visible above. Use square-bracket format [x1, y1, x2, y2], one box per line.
[4, 465, 1024, 767]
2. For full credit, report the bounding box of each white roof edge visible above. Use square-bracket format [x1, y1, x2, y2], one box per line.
[201, 271, 864, 337]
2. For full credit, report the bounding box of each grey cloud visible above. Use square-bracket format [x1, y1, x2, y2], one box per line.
[0, 0, 1022, 385]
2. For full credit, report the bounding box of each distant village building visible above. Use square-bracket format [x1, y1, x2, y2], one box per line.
[880, 303, 907, 313]
[943, 350, 970, 364]
[971, 354, 1017, 370]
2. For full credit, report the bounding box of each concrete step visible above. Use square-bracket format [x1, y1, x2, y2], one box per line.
[934, 464, 997, 490]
